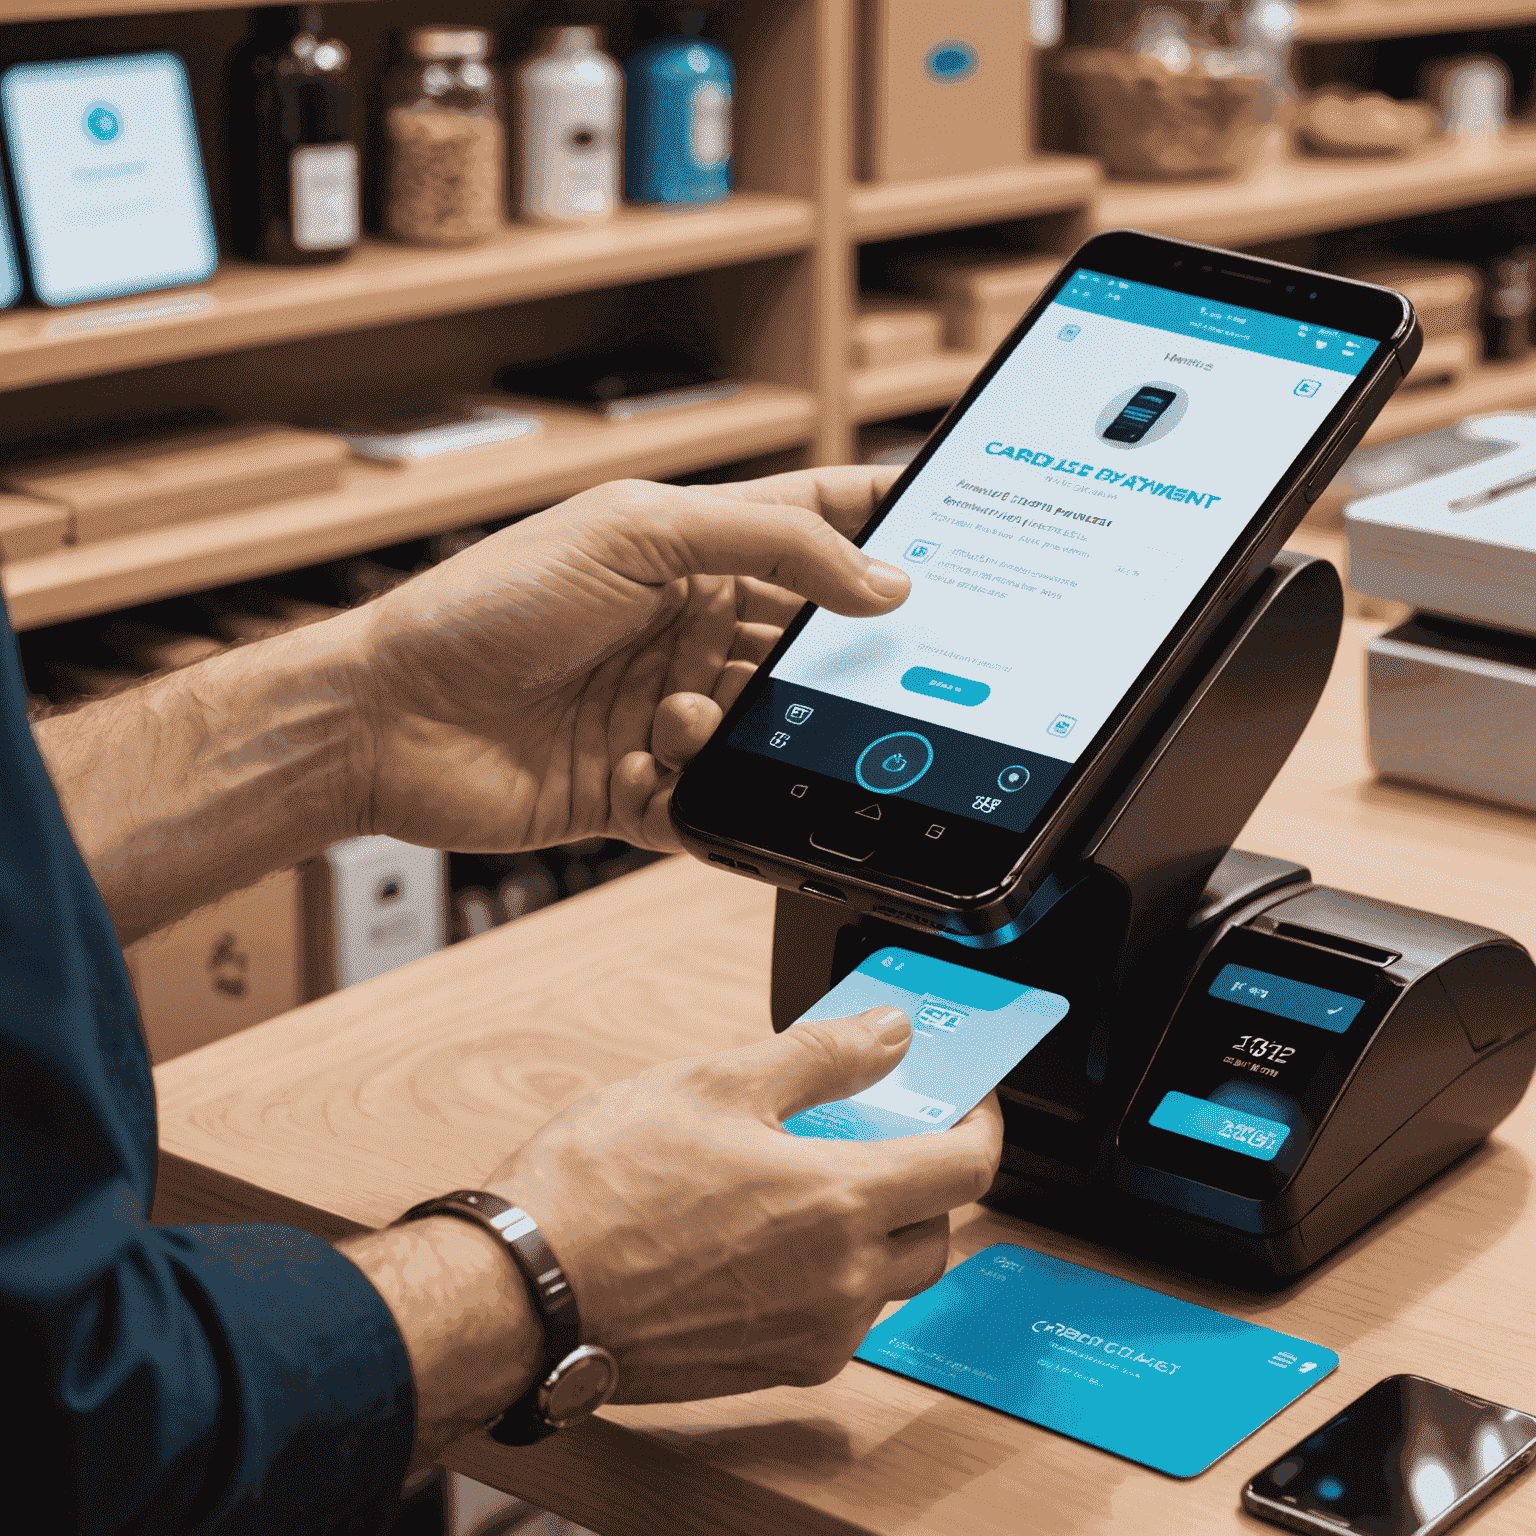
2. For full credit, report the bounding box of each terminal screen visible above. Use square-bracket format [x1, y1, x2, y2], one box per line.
[728, 270, 1380, 832]
[1119, 930, 1396, 1199]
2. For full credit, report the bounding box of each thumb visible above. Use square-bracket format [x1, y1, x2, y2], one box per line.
[753, 1007, 912, 1123]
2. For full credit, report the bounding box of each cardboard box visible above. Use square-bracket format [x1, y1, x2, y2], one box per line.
[0, 492, 70, 560]
[1402, 330, 1479, 391]
[889, 251, 1059, 352]
[124, 868, 303, 1063]
[5, 423, 347, 545]
[858, 0, 1032, 182]
[852, 295, 946, 368]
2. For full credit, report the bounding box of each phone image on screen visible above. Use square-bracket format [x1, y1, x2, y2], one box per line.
[1102, 384, 1179, 443]
[671, 230, 1420, 942]
[1243, 1374, 1536, 1535]
[781, 946, 1069, 1142]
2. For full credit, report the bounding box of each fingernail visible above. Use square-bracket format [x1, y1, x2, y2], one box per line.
[864, 561, 910, 599]
[869, 1006, 910, 1044]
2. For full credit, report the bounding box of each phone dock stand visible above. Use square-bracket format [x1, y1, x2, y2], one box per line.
[769, 552, 1536, 1284]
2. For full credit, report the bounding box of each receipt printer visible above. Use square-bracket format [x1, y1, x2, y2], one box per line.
[1112, 881, 1536, 1276]
[768, 552, 1536, 1283]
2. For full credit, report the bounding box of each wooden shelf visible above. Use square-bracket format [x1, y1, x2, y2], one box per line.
[1296, 1, 1536, 43]
[0, 194, 814, 395]
[850, 157, 1098, 242]
[1096, 133, 1536, 248]
[2, 384, 816, 631]
[4, 0, 373, 18]
[1364, 354, 1536, 446]
[849, 350, 983, 422]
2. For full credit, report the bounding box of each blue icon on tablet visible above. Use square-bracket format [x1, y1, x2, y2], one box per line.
[925, 40, 978, 83]
[84, 102, 121, 142]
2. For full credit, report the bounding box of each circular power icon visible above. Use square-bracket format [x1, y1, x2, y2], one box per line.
[855, 731, 935, 795]
[997, 765, 1031, 793]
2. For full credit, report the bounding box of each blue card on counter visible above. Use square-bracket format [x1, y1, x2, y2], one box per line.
[0, 53, 217, 307]
[856, 1245, 1338, 1477]
[782, 947, 1069, 1141]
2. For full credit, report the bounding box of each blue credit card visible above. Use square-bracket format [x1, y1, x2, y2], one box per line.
[782, 947, 1069, 1141]
[857, 1245, 1338, 1477]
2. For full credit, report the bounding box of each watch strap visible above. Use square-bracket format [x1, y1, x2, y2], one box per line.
[393, 1189, 582, 1442]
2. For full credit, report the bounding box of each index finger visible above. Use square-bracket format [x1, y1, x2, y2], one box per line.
[836, 1091, 1004, 1232]
[708, 464, 902, 539]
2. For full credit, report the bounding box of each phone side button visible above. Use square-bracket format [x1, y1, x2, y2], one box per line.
[809, 830, 877, 862]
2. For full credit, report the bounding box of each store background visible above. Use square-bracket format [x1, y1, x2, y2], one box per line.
[0, 2, 1532, 1532]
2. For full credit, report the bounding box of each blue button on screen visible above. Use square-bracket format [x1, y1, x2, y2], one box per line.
[1210, 964, 1364, 1034]
[855, 730, 934, 794]
[1149, 1090, 1290, 1161]
[900, 666, 991, 707]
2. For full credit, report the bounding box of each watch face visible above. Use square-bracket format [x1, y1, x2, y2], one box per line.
[541, 1345, 620, 1426]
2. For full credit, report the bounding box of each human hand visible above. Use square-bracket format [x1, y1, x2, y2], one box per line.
[483, 1008, 1003, 1403]
[352, 466, 904, 854]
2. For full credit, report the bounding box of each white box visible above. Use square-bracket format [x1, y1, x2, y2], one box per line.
[305, 836, 447, 994]
[1368, 617, 1536, 814]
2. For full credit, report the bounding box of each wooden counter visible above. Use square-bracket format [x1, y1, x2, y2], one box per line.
[154, 614, 1536, 1536]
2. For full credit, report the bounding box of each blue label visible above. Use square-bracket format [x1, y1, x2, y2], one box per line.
[857, 1245, 1338, 1478]
[1149, 1090, 1290, 1160]
[901, 667, 991, 707]
[1210, 963, 1364, 1033]
[925, 40, 979, 83]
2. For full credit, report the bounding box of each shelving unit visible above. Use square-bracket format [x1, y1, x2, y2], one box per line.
[1095, 133, 1536, 249]
[4, 0, 1536, 636]
[849, 157, 1098, 242]
[1295, 1, 1536, 44]
[3, 386, 816, 631]
[0, 196, 815, 393]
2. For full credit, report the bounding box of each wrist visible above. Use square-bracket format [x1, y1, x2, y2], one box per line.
[342, 1214, 543, 1470]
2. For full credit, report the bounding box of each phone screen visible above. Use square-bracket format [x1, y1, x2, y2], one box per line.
[1247, 1375, 1536, 1535]
[781, 946, 1069, 1142]
[723, 270, 1380, 840]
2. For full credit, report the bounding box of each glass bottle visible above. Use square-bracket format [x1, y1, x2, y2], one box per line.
[228, 6, 359, 264]
[624, 11, 733, 206]
[512, 27, 624, 225]
[383, 28, 505, 247]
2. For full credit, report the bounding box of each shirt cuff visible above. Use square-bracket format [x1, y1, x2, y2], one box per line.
[165, 1222, 415, 1536]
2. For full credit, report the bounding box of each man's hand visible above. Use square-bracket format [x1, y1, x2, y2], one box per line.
[484, 1006, 1003, 1403]
[354, 467, 905, 853]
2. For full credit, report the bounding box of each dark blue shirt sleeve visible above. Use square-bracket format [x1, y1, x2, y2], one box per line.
[0, 611, 414, 1534]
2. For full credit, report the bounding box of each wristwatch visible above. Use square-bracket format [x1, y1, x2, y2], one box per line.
[394, 1189, 619, 1443]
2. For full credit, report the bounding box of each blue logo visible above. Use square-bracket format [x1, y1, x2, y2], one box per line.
[84, 102, 121, 142]
[925, 40, 979, 83]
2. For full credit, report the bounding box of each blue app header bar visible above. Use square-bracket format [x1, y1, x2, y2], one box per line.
[1056, 270, 1379, 377]
[1210, 963, 1365, 1034]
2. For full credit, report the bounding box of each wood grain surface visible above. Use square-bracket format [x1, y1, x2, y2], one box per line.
[154, 614, 1536, 1535]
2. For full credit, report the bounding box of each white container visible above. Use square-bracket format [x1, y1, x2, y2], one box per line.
[512, 26, 623, 224]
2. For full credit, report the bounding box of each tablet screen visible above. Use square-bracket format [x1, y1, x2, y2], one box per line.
[0, 52, 217, 307]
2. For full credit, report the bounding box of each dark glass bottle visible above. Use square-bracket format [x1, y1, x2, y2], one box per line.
[228, 6, 358, 264]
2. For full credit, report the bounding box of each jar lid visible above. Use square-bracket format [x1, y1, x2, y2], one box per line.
[407, 27, 490, 61]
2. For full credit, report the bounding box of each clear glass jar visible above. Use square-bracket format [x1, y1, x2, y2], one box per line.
[383, 28, 505, 246]
[1050, 1, 1296, 180]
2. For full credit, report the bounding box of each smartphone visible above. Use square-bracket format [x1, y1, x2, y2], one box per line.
[781, 946, 1069, 1142]
[670, 230, 1421, 943]
[1244, 1375, 1536, 1535]
[1102, 384, 1180, 444]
